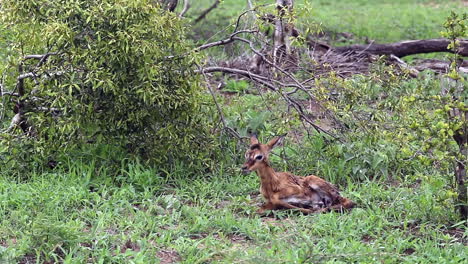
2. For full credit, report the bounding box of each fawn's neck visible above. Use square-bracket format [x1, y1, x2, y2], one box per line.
[256, 162, 280, 191]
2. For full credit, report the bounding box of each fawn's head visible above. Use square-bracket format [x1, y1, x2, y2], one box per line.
[241, 134, 284, 174]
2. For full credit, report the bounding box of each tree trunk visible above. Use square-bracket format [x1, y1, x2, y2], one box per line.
[273, 0, 294, 63]
[158, 0, 178, 11]
[453, 111, 467, 220]
[333, 38, 468, 58]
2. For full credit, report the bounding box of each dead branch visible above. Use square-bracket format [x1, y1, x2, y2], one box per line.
[0, 83, 19, 97]
[179, 0, 190, 18]
[273, 0, 294, 64]
[199, 66, 339, 139]
[333, 38, 468, 57]
[200, 67, 246, 140]
[194, 0, 220, 24]
[387, 54, 420, 77]
[23, 53, 57, 60]
[195, 30, 258, 51]
[0, 91, 19, 97]
[159, 0, 178, 12]
[6, 113, 22, 132]
[414, 59, 468, 74]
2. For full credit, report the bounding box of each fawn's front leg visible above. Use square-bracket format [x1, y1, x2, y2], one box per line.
[271, 199, 314, 214]
[257, 201, 276, 214]
[260, 195, 314, 214]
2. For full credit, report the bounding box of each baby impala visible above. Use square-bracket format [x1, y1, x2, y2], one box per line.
[242, 135, 355, 214]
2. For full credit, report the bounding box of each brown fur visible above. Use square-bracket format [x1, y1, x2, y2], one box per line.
[241, 135, 356, 214]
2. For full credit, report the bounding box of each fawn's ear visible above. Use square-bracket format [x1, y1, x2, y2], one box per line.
[250, 134, 259, 145]
[266, 135, 285, 151]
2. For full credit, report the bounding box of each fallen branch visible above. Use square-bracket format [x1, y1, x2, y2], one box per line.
[414, 59, 468, 74]
[333, 38, 468, 57]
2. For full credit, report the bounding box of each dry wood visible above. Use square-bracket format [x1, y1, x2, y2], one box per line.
[179, 0, 190, 17]
[414, 59, 468, 74]
[333, 38, 468, 57]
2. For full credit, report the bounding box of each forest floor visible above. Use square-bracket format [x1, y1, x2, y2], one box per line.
[1, 0, 467, 263]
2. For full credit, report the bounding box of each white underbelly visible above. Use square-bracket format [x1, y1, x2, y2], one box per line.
[281, 196, 324, 209]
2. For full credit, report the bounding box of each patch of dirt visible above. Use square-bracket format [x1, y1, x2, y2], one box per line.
[389, 221, 467, 246]
[261, 217, 295, 227]
[215, 200, 232, 209]
[0, 237, 17, 247]
[228, 233, 250, 244]
[361, 234, 375, 244]
[402, 247, 416, 255]
[156, 249, 181, 264]
[80, 242, 94, 249]
[132, 203, 148, 212]
[189, 232, 251, 245]
[18, 253, 36, 264]
[121, 240, 140, 253]
[442, 228, 467, 245]
[189, 232, 209, 239]
[105, 227, 119, 235]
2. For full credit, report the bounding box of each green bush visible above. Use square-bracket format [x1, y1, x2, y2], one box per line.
[0, 0, 216, 174]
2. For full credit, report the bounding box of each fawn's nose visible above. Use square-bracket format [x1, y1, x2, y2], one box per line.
[241, 166, 250, 174]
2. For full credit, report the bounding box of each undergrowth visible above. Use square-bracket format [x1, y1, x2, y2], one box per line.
[0, 159, 465, 263]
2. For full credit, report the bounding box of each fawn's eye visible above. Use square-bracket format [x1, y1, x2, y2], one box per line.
[255, 155, 263, 160]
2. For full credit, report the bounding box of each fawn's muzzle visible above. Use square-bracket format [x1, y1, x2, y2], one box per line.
[241, 166, 251, 175]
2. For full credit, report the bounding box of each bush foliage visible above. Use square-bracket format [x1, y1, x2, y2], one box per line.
[0, 0, 215, 173]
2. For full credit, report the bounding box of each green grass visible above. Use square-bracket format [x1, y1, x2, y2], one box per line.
[0, 161, 465, 263]
[306, 0, 463, 44]
[188, 0, 463, 44]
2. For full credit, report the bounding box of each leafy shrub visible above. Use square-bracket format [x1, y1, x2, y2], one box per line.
[0, 0, 217, 174]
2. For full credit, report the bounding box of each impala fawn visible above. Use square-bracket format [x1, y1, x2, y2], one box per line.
[241, 135, 355, 214]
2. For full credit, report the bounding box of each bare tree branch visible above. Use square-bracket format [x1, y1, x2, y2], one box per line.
[198, 66, 339, 139]
[159, 0, 178, 12]
[179, 0, 190, 18]
[200, 66, 246, 140]
[194, 0, 220, 24]
[6, 113, 22, 132]
[23, 52, 58, 60]
[196, 30, 258, 51]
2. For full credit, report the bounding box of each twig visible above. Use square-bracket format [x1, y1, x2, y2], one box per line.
[200, 66, 246, 140]
[196, 30, 258, 51]
[194, 0, 220, 24]
[179, 0, 190, 18]
[199, 65, 340, 140]
[6, 113, 22, 132]
[0, 91, 19, 97]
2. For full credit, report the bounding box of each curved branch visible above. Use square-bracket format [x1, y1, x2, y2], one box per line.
[195, 30, 258, 51]
[194, 0, 220, 24]
[179, 0, 190, 18]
